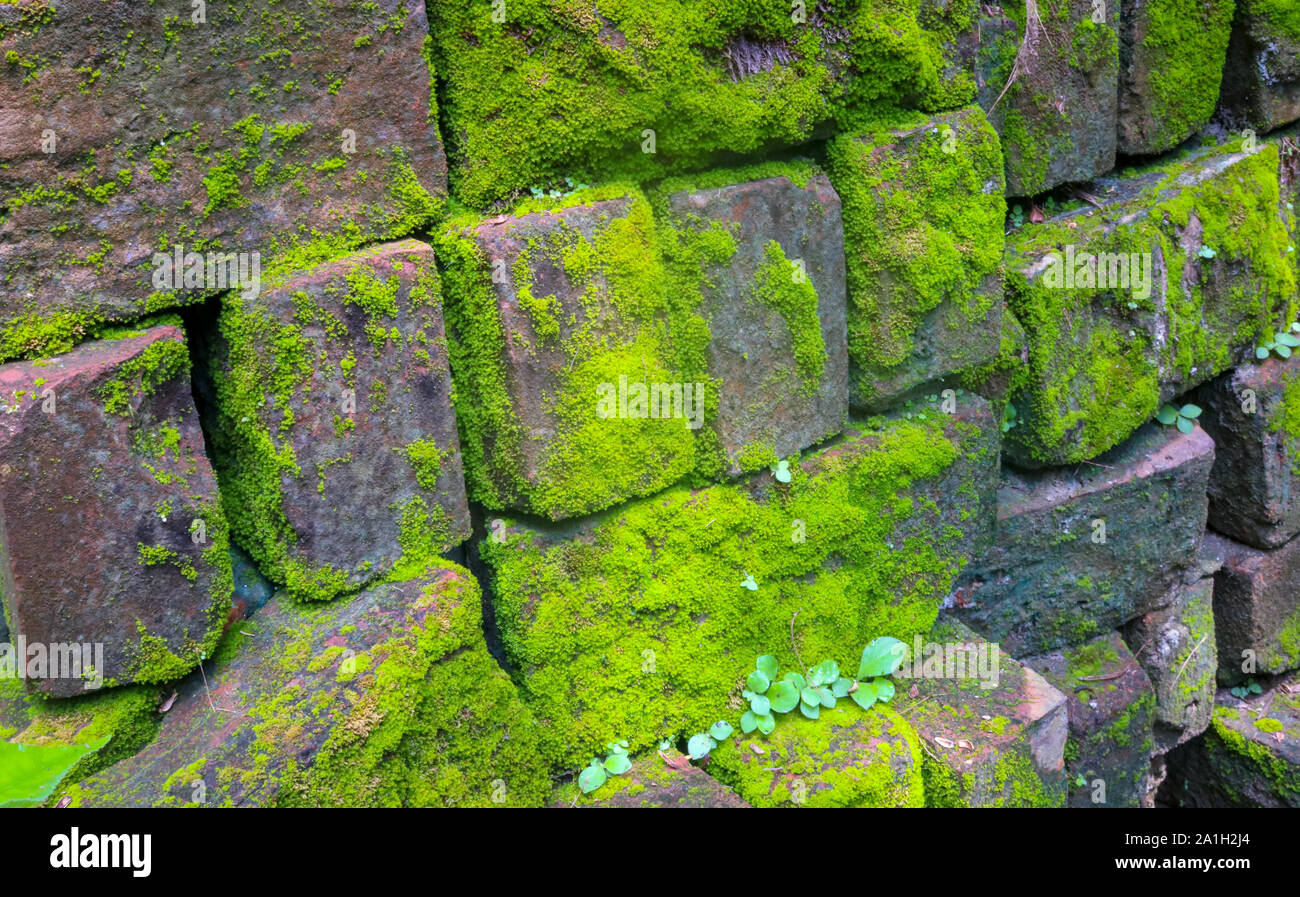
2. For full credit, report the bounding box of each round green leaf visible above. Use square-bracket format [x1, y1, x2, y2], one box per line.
[872, 678, 896, 703]
[756, 655, 779, 680]
[740, 710, 758, 734]
[687, 733, 716, 760]
[817, 687, 835, 709]
[1280, 345, 1293, 359]
[1176, 415, 1194, 434]
[768, 681, 799, 713]
[1155, 404, 1178, 425]
[832, 677, 853, 698]
[579, 764, 607, 794]
[604, 753, 632, 775]
[1179, 404, 1202, 419]
[1279, 333, 1300, 347]
[1257, 346, 1272, 360]
[809, 659, 839, 687]
[858, 637, 908, 679]
[850, 682, 878, 711]
[799, 700, 820, 720]
[784, 672, 806, 691]
[710, 720, 734, 740]
[750, 694, 771, 715]
[756, 713, 777, 735]
[800, 686, 820, 707]
[746, 670, 770, 694]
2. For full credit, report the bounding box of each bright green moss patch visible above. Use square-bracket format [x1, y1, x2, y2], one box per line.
[437, 187, 701, 519]
[1128, 0, 1236, 153]
[709, 703, 924, 807]
[1005, 143, 1296, 465]
[428, 0, 982, 208]
[825, 107, 1004, 408]
[483, 409, 991, 770]
[749, 240, 827, 394]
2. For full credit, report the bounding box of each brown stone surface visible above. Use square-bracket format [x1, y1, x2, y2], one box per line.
[0, 325, 231, 696]
[1205, 531, 1300, 683]
[663, 170, 848, 475]
[208, 240, 470, 601]
[0, 0, 446, 362]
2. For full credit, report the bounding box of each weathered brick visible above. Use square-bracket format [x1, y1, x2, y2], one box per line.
[0, 325, 231, 696]
[66, 564, 550, 808]
[1217, 0, 1300, 133]
[0, 0, 446, 363]
[1166, 672, 1300, 807]
[1003, 143, 1295, 467]
[1026, 632, 1156, 807]
[825, 107, 1004, 411]
[658, 164, 848, 475]
[899, 617, 1068, 807]
[1123, 576, 1219, 752]
[1195, 356, 1300, 549]
[1117, 0, 1236, 155]
[207, 240, 470, 602]
[950, 422, 1213, 655]
[1204, 531, 1300, 683]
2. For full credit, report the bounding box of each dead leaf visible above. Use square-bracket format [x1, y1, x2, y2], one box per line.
[1029, 204, 1044, 224]
[658, 750, 692, 772]
[54, 796, 72, 809]
[158, 690, 178, 713]
[934, 736, 956, 749]
[749, 744, 765, 756]
[957, 739, 975, 751]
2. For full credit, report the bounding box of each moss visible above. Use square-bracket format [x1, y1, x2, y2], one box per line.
[1255, 717, 1284, 733]
[483, 410, 985, 769]
[1005, 143, 1296, 464]
[208, 244, 454, 601]
[10, 685, 162, 800]
[1131, 0, 1236, 151]
[1207, 706, 1300, 801]
[824, 108, 1004, 406]
[709, 703, 924, 808]
[438, 186, 701, 519]
[428, 0, 982, 208]
[96, 330, 191, 417]
[748, 240, 827, 394]
[268, 566, 552, 808]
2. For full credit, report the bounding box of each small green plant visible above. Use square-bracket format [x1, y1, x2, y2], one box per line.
[1255, 323, 1300, 359]
[770, 458, 792, 483]
[1197, 245, 1217, 259]
[685, 721, 734, 760]
[1229, 679, 1263, 700]
[735, 637, 907, 736]
[1009, 204, 1025, 228]
[1155, 403, 1201, 434]
[740, 572, 757, 591]
[1001, 403, 1017, 433]
[578, 739, 632, 794]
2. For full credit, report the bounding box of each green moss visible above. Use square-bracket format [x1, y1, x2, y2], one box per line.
[709, 703, 924, 808]
[208, 246, 453, 601]
[428, 0, 981, 208]
[825, 108, 1004, 407]
[97, 332, 191, 417]
[9, 685, 162, 800]
[749, 240, 827, 394]
[438, 186, 700, 519]
[1255, 717, 1284, 733]
[1132, 0, 1236, 152]
[483, 410, 985, 769]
